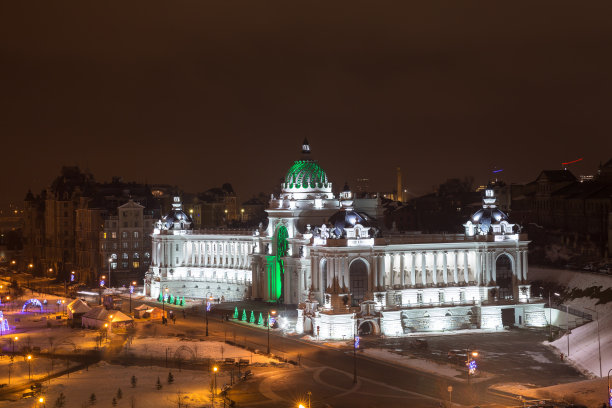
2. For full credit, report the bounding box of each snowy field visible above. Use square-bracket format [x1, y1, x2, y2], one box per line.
[0, 361, 230, 408]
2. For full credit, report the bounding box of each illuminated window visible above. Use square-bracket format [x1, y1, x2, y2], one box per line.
[122, 262, 128, 268]
[111, 262, 117, 269]
[133, 261, 139, 268]
[122, 232, 128, 239]
[134, 241, 139, 248]
[111, 232, 117, 239]
[122, 242, 128, 249]
[133, 231, 139, 238]
[144, 252, 150, 259]
[111, 253, 117, 259]
[133, 253, 139, 259]
[122, 253, 128, 259]
[103, 233, 107, 239]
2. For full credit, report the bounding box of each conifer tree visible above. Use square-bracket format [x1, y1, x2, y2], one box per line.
[249, 311, 255, 323]
[112, 397, 117, 406]
[131, 375, 137, 388]
[54, 392, 66, 408]
[167, 371, 174, 384]
[116, 388, 122, 400]
[241, 309, 247, 321]
[233, 307, 238, 319]
[156, 377, 162, 390]
[89, 393, 97, 406]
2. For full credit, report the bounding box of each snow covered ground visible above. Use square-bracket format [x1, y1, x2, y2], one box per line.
[531, 266, 612, 378]
[0, 361, 227, 408]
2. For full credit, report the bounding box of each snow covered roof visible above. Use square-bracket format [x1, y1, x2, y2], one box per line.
[67, 298, 91, 314]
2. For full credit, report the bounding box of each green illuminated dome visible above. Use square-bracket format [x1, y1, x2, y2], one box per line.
[283, 160, 330, 190]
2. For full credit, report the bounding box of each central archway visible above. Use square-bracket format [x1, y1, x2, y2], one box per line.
[496, 254, 514, 300]
[349, 259, 368, 307]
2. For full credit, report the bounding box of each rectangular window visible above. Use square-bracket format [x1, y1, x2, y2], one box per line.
[122, 262, 128, 268]
[111, 232, 117, 239]
[111, 263, 117, 269]
[176, 244, 179, 251]
[134, 241, 139, 248]
[438, 292, 445, 303]
[122, 242, 128, 249]
[103, 232, 107, 239]
[133, 261, 140, 268]
[134, 231, 139, 238]
[417, 293, 423, 304]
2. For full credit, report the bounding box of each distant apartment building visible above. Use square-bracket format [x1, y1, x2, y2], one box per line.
[100, 200, 156, 286]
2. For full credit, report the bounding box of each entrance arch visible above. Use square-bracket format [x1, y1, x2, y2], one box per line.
[358, 320, 380, 336]
[496, 254, 514, 300]
[349, 259, 368, 307]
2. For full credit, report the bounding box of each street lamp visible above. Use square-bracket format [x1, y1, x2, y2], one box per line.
[585, 307, 602, 377]
[0, 317, 3, 336]
[129, 281, 137, 314]
[108, 257, 112, 290]
[99, 275, 106, 305]
[607, 368, 612, 408]
[205, 297, 212, 337]
[267, 310, 276, 354]
[27, 354, 32, 379]
[38, 397, 45, 408]
[162, 287, 169, 324]
[12, 336, 18, 353]
[466, 344, 478, 386]
[212, 365, 218, 407]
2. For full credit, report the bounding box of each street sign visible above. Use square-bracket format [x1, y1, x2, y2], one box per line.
[206, 301, 211, 312]
[129, 285, 134, 294]
[355, 336, 360, 349]
[99, 279, 105, 287]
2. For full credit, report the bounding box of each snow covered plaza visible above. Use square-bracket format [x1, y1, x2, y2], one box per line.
[144, 140, 546, 339]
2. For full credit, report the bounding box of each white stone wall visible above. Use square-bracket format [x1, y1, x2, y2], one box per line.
[313, 313, 355, 340]
[480, 306, 503, 329]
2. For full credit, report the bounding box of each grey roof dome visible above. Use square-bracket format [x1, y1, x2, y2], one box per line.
[161, 196, 193, 230]
[328, 209, 373, 238]
[469, 208, 509, 234]
[162, 209, 193, 230]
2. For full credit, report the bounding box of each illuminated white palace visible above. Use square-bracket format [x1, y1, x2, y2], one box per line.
[145, 140, 546, 338]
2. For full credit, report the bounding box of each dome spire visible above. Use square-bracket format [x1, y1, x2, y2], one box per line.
[302, 138, 311, 156]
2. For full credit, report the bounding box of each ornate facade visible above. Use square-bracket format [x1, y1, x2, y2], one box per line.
[145, 140, 546, 338]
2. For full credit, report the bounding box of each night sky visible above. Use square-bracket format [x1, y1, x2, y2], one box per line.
[1, 2, 611, 209]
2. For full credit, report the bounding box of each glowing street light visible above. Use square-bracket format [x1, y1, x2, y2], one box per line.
[27, 354, 32, 379]
[267, 310, 276, 354]
[12, 336, 18, 353]
[212, 365, 219, 406]
[129, 281, 137, 313]
[205, 296, 213, 336]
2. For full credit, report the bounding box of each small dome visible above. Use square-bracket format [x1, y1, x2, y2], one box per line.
[162, 209, 193, 230]
[328, 209, 372, 238]
[468, 208, 509, 234]
[160, 196, 193, 230]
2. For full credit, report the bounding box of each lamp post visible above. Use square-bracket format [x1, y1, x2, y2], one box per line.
[99, 275, 106, 305]
[108, 257, 112, 291]
[129, 281, 136, 314]
[205, 296, 212, 337]
[27, 354, 32, 380]
[448, 385, 453, 407]
[267, 310, 276, 354]
[466, 344, 478, 386]
[162, 287, 168, 324]
[585, 307, 602, 377]
[12, 336, 18, 354]
[0, 317, 3, 336]
[212, 365, 218, 407]
[607, 368, 612, 408]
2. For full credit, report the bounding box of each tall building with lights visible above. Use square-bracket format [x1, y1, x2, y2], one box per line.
[145, 140, 545, 338]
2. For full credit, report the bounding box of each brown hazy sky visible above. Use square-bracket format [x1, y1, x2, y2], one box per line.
[1, 1, 611, 208]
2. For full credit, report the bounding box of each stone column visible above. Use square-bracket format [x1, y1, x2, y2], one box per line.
[432, 251, 438, 285]
[372, 255, 378, 290]
[442, 251, 448, 284]
[410, 252, 416, 286]
[463, 251, 469, 283]
[400, 253, 405, 287]
[453, 251, 459, 283]
[380, 255, 386, 289]
[421, 252, 427, 286]
[490, 251, 497, 283]
[523, 250, 528, 280]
